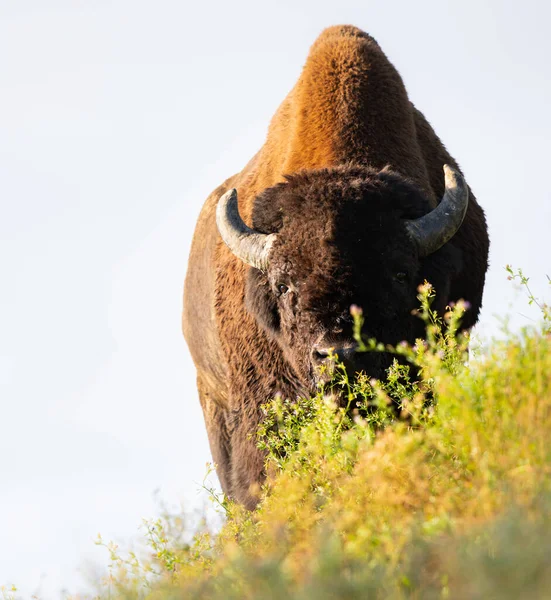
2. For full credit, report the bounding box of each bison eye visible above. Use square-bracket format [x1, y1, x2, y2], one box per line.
[276, 283, 289, 296]
[395, 272, 407, 283]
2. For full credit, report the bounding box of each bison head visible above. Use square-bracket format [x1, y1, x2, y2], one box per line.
[217, 165, 466, 388]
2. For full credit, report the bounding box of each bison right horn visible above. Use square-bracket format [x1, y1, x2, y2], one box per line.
[216, 189, 277, 272]
[405, 165, 469, 257]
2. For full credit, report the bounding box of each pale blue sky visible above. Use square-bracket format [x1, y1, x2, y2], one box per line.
[1, 1, 550, 596]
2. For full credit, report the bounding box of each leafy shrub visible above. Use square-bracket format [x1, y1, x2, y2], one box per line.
[30, 271, 551, 598]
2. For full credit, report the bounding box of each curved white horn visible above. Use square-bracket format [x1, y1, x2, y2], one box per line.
[405, 164, 469, 257]
[216, 189, 277, 271]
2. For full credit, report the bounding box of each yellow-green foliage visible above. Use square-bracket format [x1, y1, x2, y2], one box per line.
[93, 274, 551, 600]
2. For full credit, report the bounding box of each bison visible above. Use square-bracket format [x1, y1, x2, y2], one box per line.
[182, 25, 489, 509]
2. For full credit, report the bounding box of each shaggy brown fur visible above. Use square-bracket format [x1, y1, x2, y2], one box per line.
[182, 25, 489, 509]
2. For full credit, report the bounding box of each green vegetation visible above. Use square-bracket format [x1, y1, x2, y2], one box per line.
[6, 269, 547, 599]
[87, 269, 551, 599]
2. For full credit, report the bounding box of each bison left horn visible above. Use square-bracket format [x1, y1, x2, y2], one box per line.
[405, 165, 468, 257]
[216, 189, 277, 271]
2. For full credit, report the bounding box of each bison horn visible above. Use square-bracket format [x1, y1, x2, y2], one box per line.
[405, 165, 468, 257]
[216, 189, 277, 271]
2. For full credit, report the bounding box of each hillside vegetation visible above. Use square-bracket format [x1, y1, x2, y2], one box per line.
[32, 270, 550, 599]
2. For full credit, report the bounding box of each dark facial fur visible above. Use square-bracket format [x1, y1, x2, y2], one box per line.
[246, 165, 462, 388]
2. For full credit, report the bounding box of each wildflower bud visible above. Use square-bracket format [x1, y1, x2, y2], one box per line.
[350, 304, 363, 317]
[417, 282, 433, 294]
[413, 340, 427, 352]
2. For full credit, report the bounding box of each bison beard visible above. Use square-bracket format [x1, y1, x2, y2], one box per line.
[182, 26, 489, 509]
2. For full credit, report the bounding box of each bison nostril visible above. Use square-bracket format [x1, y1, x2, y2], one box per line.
[312, 347, 331, 363]
[312, 344, 358, 367]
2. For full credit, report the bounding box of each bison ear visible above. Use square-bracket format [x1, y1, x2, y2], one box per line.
[245, 268, 281, 337]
